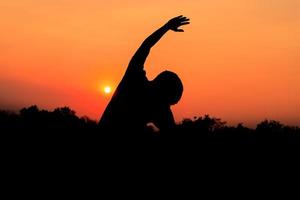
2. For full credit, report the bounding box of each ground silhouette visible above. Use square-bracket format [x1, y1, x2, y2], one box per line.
[1, 105, 300, 147]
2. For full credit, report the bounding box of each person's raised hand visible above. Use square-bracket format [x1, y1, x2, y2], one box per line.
[165, 15, 190, 32]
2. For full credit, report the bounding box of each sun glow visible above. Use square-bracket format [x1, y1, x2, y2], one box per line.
[104, 86, 112, 94]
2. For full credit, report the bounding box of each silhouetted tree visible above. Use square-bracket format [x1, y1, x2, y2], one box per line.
[1, 105, 300, 146]
[256, 120, 284, 133]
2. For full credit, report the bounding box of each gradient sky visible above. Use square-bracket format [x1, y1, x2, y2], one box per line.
[0, 0, 299, 127]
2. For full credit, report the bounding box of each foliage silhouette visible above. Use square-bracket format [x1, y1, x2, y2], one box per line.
[1, 105, 300, 147]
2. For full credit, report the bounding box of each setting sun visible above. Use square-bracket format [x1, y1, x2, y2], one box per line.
[104, 86, 112, 94]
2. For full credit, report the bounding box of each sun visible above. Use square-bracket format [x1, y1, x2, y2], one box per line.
[104, 86, 112, 94]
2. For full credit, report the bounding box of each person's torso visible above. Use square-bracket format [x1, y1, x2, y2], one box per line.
[99, 68, 150, 132]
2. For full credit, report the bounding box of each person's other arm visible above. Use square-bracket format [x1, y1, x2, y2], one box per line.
[153, 107, 176, 133]
[127, 15, 190, 72]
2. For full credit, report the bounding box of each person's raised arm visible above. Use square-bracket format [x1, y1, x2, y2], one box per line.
[127, 15, 190, 71]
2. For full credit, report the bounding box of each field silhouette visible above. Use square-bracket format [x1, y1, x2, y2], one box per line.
[1, 105, 300, 148]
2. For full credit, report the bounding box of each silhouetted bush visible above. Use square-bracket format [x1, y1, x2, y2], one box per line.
[1, 105, 300, 147]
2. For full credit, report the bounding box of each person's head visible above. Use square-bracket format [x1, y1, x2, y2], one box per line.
[151, 71, 183, 105]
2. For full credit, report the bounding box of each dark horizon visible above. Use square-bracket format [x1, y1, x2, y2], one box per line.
[1, 104, 300, 129]
[2, 105, 300, 147]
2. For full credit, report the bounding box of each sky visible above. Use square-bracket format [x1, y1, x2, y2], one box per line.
[0, 0, 299, 127]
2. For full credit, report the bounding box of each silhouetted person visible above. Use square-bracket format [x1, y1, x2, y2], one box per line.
[99, 16, 190, 135]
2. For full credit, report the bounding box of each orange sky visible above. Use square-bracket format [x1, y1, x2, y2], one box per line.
[0, 0, 299, 127]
